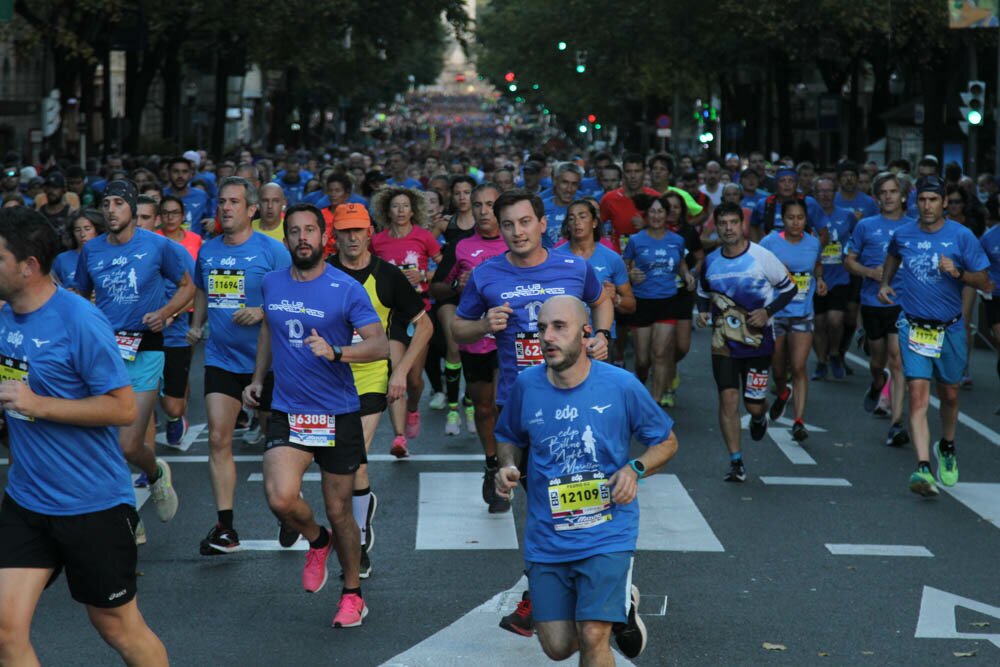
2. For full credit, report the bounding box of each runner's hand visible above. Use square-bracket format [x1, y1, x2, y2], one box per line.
[387, 369, 407, 403]
[485, 302, 513, 334]
[304, 328, 334, 360]
[748, 308, 769, 328]
[242, 382, 263, 408]
[816, 278, 828, 297]
[458, 270, 472, 291]
[629, 267, 646, 285]
[142, 310, 166, 332]
[496, 465, 520, 499]
[186, 325, 204, 345]
[232, 306, 264, 326]
[402, 268, 422, 287]
[684, 273, 697, 292]
[938, 254, 960, 278]
[0, 381, 40, 418]
[697, 312, 710, 328]
[877, 285, 896, 305]
[868, 264, 884, 282]
[587, 332, 609, 361]
[609, 465, 639, 505]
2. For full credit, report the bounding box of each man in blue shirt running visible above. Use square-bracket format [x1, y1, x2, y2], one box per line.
[879, 176, 991, 497]
[495, 295, 678, 663]
[244, 203, 388, 629]
[76, 179, 194, 527]
[0, 207, 168, 665]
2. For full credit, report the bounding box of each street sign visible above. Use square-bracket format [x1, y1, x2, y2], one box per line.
[656, 114, 671, 129]
[656, 128, 671, 138]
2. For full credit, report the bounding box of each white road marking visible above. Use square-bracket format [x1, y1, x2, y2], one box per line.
[825, 543, 933, 557]
[915, 585, 1000, 648]
[943, 482, 1000, 529]
[132, 473, 150, 510]
[237, 540, 308, 551]
[740, 415, 817, 464]
[380, 576, 638, 667]
[156, 422, 206, 451]
[760, 476, 851, 487]
[638, 474, 724, 552]
[149, 454, 486, 464]
[415, 473, 518, 550]
[845, 351, 1000, 446]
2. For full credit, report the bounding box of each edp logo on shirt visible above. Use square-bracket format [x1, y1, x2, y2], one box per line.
[555, 405, 579, 421]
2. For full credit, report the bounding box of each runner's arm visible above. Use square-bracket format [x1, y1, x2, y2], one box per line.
[187, 287, 208, 343]
[0, 383, 136, 427]
[879, 253, 902, 290]
[389, 311, 432, 379]
[640, 431, 679, 477]
[844, 250, 878, 280]
[250, 317, 272, 386]
[341, 322, 389, 364]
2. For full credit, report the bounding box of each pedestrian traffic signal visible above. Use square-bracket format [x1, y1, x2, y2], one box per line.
[504, 71, 516, 83]
[960, 80, 986, 126]
[557, 41, 567, 51]
[699, 131, 714, 143]
[508, 84, 517, 92]
[578, 124, 588, 134]
[587, 114, 596, 123]
[575, 50, 587, 74]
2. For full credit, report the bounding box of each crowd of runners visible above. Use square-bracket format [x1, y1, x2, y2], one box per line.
[0, 140, 997, 665]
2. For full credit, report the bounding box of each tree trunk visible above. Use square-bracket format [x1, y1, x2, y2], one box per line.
[868, 50, 891, 144]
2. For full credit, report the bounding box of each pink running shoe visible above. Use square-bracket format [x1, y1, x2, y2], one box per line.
[390, 435, 409, 458]
[405, 411, 421, 439]
[302, 535, 331, 593]
[332, 592, 368, 628]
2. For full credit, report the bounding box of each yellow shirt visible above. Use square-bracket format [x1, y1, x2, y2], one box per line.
[253, 218, 285, 243]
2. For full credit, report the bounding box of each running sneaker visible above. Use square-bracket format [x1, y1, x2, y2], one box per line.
[659, 391, 675, 408]
[134, 518, 147, 546]
[482, 467, 498, 504]
[960, 373, 973, 388]
[885, 424, 910, 447]
[390, 435, 409, 458]
[332, 592, 368, 628]
[829, 355, 846, 379]
[791, 421, 808, 442]
[359, 549, 372, 580]
[165, 416, 187, 447]
[725, 459, 747, 482]
[769, 388, 791, 421]
[465, 403, 476, 433]
[862, 371, 888, 413]
[243, 418, 264, 446]
[364, 492, 378, 553]
[749, 414, 768, 441]
[672, 373, 681, 390]
[499, 591, 533, 637]
[303, 535, 331, 593]
[134, 471, 150, 488]
[405, 411, 421, 439]
[444, 410, 461, 436]
[150, 459, 178, 522]
[200, 523, 241, 555]
[235, 409, 249, 430]
[909, 468, 939, 497]
[933, 441, 959, 487]
[278, 521, 301, 548]
[613, 585, 647, 659]
[428, 391, 447, 410]
[811, 363, 828, 381]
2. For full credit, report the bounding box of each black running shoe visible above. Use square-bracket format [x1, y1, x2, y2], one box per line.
[749, 415, 768, 441]
[499, 590, 534, 637]
[886, 424, 910, 447]
[364, 492, 378, 554]
[791, 421, 808, 442]
[769, 388, 791, 421]
[482, 467, 498, 504]
[359, 549, 371, 580]
[613, 585, 647, 659]
[278, 521, 301, 548]
[725, 459, 747, 482]
[200, 523, 240, 555]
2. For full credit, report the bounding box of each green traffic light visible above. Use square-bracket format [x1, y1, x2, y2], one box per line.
[578, 124, 588, 133]
[508, 83, 517, 92]
[558, 41, 567, 51]
[969, 109, 984, 125]
[594, 123, 602, 130]
[576, 65, 586, 74]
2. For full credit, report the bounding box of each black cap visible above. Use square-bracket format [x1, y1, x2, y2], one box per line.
[103, 179, 139, 215]
[44, 172, 66, 189]
[915, 176, 946, 197]
[523, 160, 543, 174]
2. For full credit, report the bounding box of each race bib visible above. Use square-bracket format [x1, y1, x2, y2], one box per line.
[791, 273, 812, 301]
[0, 354, 32, 421]
[114, 330, 143, 362]
[548, 471, 612, 532]
[288, 413, 336, 447]
[619, 234, 630, 251]
[907, 322, 945, 359]
[208, 269, 246, 309]
[821, 242, 843, 265]
[744, 369, 769, 401]
[514, 331, 543, 368]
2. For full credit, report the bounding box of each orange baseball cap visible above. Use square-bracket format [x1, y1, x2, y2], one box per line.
[332, 203, 371, 229]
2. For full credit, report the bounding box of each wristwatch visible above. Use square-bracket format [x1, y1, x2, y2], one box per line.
[595, 328, 612, 341]
[332, 345, 343, 363]
[629, 459, 646, 479]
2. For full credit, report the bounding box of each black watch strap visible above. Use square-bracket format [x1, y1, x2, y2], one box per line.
[333, 345, 343, 362]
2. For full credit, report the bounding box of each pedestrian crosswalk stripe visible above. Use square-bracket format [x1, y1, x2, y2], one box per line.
[415, 473, 519, 550]
[761, 476, 851, 486]
[825, 544, 933, 557]
[943, 482, 1000, 530]
[638, 474, 724, 552]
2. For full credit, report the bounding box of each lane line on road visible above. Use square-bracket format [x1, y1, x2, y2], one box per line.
[237, 540, 308, 551]
[844, 351, 1000, 446]
[638, 474, 725, 552]
[740, 415, 817, 464]
[156, 422, 207, 452]
[415, 472, 519, 550]
[943, 482, 1000, 529]
[760, 476, 851, 486]
[825, 543, 933, 557]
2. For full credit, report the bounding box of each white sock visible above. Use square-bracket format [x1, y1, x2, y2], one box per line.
[352, 491, 371, 546]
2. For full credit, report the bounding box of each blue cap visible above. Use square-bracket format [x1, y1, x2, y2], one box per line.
[915, 176, 945, 197]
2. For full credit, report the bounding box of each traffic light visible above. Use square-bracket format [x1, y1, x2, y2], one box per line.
[699, 131, 715, 144]
[557, 41, 567, 51]
[960, 80, 986, 126]
[504, 71, 516, 83]
[575, 50, 587, 74]
[508, 84, 517, 92]
[587, 114, 597, 123]
[578, 124, 588, 134]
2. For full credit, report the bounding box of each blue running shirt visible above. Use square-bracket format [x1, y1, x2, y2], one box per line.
[621, 230, 687, 299]
[456, 251, 603, 406]
[76, 228, 191, 333]
[555, 243, 628, 338]
[0, 288, 133, 515]
[846, 215, 912, 308]
[163, 187, 211, 230]
[698, 243, 795, 357]
[495, 362, 673, 563]
[759, 231, 822, 318]
[981, 225, 1000, 296]
[887, 220, 989, 322]
[51, 249, 80, 288]
[541, 198, 569, 249]
[813, 207, 855, 288]
[262, 264, 381, 415]
[195, 232, 290, 373]
[835, 191, 879, 221]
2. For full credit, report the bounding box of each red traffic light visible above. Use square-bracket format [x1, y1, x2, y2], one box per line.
[504, 71, 516, 83]
[587, 114, 597, 123]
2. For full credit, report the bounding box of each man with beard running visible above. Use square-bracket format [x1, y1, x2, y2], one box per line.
[246, 203, 388, 627]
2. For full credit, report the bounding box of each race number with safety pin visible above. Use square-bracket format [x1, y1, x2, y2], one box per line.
[0, 354, 32, 421]
[791, 273, 812, 301]
[114, 330, 143, 361]
[907, 322, 945, 358]
[548, 471, 612, 532]
[288, 413, 336, 447]
[208, 269, 246, 309]
[821, 242, 843, 265]
[514, 331, 544, 368]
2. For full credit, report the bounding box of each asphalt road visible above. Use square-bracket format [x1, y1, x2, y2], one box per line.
[2, 329, 999, 666]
